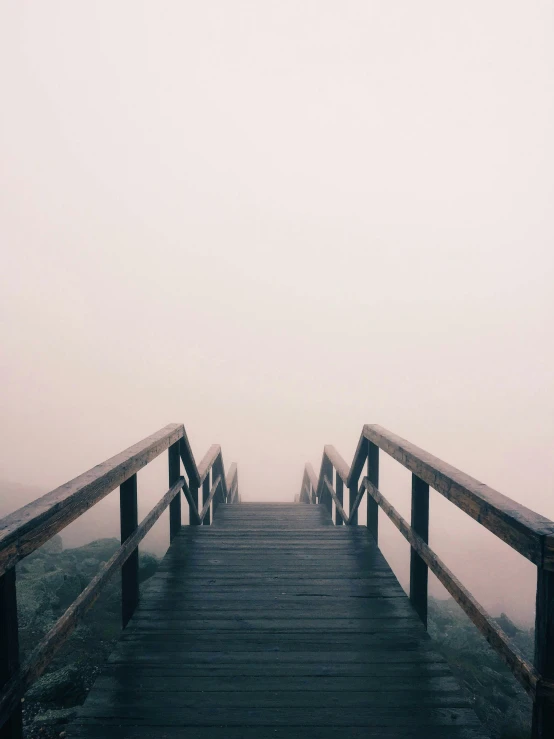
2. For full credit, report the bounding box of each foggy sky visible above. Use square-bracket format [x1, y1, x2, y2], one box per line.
[1, 1, 553, 624]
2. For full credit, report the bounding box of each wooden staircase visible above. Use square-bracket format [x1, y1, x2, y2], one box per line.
[66, 503, 486, 738]
[2, 422, 553, 738]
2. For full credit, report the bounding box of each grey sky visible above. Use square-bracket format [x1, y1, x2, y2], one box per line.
[1, 1, 553, 622]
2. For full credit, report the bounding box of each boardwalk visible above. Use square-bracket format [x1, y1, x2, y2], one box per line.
[67, 503, 486, 738]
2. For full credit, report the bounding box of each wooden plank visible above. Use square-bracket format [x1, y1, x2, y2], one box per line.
[532, 566, 554, 737]
[364, 424, 554, 566]
[67, 726, 489, 739]
[80, 689, 470, 712]
[363, 476, 544, 699]
[120, 474, 138, 628]
[73, 705, 480, 727]
[168, 443, 181, 541]
[92, 661, 454, 678]
[92, 673, 462, 693]
[366, 441, 379, 541]
[0, 478, 185, 729]
[107, 649, 447, 666]
[0, 423, 184, 576]
[202, 472, 211, 526]
[410, 474, 429, 628]
[0, 568, 22, 739]
[335, 475, 344, 526]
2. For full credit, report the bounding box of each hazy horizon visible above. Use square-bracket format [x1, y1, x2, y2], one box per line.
[1, 1, 553, 626]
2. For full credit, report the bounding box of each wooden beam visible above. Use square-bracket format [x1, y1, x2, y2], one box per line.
[366, 441, 379, 543]
[168, 443, 181, 541]
[362, 476, 543, 699]
[0, 568, 22, 738]
[410, 474, 429, 628]
[363, 424, 554, 567]
[532, 567, 554, 737]
[120, 474, 139, 628]
[0, 424, 184, 577]
[0, 477, 185, 731]
[335, 475, 344, 526]
[202, 472, 211, 526]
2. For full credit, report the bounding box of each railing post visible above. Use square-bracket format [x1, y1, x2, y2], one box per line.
[120, 473, 139, 628]
[367, 441, 379, 541]
[189, 481, 200, 525]
[321, 455, 333, 518]
[409, 474, 429, 628]
[203, 471, 211, 525]
[532, 566, 554, 738]
[0, 567, 22, 739]
[335, 474, 344, 525]
[168, 442, 181, 540]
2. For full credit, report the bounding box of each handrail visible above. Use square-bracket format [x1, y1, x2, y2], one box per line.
[0, 424, 239, 736]
[298, 424, 554, 737]
[363, 424, 554, 567]
[0, 423, 184, 577]
[0, 477, 185, 728]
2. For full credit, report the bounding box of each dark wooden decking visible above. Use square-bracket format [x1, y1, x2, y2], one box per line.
[67, 503, 487, 739]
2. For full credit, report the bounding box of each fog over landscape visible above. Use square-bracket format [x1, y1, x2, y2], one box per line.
[1, 1, 553, 628]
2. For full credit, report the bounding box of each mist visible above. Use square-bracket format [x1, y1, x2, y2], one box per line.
[1, 1, 553, 626]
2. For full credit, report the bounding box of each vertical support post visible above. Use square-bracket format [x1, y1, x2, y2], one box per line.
[367, 442, 379, 542]
[168, 442, 181, 541]
[409, 474, 429, 628]
[0, 567, 22, 739]
[120, 473, 139, 628]
[212, 457, 222, 518]
[189, 481, 200, 525]
[532, 566, 554, 738]
[335, 474, 344, 525]
[321, 455, 333, 519]
[203, 471, 211, 526]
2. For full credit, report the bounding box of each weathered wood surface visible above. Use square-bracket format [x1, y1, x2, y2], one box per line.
[0, 424, 185, 576]
[533, 567, 554, 736]
[363, 477, 544, 700]
[120, 474, 139, 629]
[66, 504, 487, 738]
[410, 473, 429, 628]
[363, 424, 554, 567]
[0, 569, 22, 739]
[0, 478, 185, 729]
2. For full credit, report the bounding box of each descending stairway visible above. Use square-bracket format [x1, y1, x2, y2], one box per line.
[66, 503, 486, 738]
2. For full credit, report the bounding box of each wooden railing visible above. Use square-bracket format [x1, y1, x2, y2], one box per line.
[0, 423, 239, 738]
[298, 424, 554, 739]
